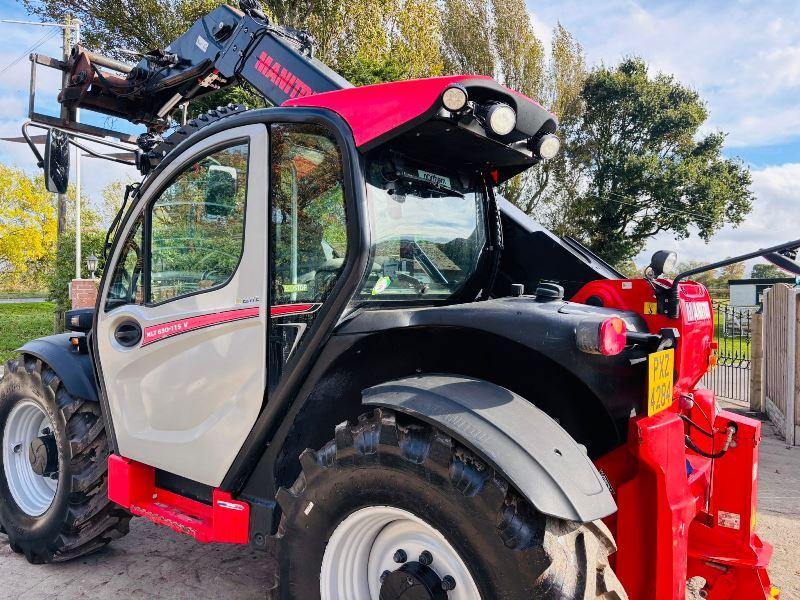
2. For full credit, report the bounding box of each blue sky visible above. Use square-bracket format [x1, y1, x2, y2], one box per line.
[0, 0, 798, 268]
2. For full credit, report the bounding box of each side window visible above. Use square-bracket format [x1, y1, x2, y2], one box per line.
[105, 216, 144, 310]
[269, 123, 347, 384]
[149, 143, 249, 304]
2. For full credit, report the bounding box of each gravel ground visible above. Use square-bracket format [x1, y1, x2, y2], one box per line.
[0, 415, 795, 599]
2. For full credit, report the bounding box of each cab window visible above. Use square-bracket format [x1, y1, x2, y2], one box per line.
[105, 216, 144, 310]
[268, 123, 347, 386]
[148, 143, 249, 304]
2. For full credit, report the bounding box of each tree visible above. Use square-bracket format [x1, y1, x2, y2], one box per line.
[0, 166, 56, 291]
[751, 263, 791, 279]
[719, 261, 745, 282]
[674, 261, 719, 290]
[561, 59, 752, 264]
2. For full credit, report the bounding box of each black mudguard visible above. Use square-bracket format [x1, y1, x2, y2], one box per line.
[17, 334, 98, 402]
[362, 374, 616, 523]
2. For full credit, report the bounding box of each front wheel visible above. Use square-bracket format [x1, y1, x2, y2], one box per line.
[0, 356, 130, 563]
[274, 409, 626, 599]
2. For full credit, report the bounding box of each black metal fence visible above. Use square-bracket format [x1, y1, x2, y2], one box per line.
[700, 303, 755, 404]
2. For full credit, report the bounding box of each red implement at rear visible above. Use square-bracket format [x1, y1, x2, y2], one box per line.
[574, 279, 778, 600]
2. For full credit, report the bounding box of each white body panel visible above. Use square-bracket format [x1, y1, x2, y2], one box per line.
[96, 125, 268, 486]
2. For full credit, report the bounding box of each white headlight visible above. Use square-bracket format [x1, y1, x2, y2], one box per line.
[441, 85, 468, 112]
[535, 134, 560, 160]
[486, 103, 516, 136]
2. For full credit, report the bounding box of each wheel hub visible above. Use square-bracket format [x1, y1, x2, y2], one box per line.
[2, 401, 59, 516]
[379, 562, 446, 600]
[28, 432, 58, 478]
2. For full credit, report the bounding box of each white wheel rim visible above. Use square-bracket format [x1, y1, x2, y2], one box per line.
[2, 401, 58, 516]
[320, 506, 480, 600]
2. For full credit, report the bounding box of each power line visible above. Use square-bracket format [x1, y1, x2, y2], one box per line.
[598, 189, 716, 225]
[0, 27, 59, 75]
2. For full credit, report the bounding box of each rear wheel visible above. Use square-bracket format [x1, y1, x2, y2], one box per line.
[0, 356, 131, 563]
[274, 408, 626, 599]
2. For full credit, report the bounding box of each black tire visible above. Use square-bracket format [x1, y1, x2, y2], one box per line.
[273, 408, 626, 599]
[0, 356, 130, 563]
[152, 104, 249, 160]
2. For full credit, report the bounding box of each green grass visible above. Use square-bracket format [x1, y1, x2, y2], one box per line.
[0, 302, 55, 365]
[712, 308, 752, 359]
[0, 291, 47, 299]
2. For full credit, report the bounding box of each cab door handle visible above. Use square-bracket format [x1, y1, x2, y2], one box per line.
[114, 321, 142, 347]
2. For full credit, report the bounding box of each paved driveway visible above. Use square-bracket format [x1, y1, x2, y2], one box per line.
[0, 419, 796, 599]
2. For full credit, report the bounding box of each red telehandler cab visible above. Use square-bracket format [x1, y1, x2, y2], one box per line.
[2, 2, 797, 598]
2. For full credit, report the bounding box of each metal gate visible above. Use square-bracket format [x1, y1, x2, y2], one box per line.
[700, 303, 754, 404]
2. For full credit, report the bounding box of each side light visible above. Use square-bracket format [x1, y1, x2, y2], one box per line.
[576, 316, 628, 356]
[531, 134, 560, 160]
[441, 84, 468, 113]
[485, 102, 516, 136]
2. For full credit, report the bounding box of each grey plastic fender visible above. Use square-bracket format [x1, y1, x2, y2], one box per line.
[362, 374, 616, 523]
[18, 334, 99, 402]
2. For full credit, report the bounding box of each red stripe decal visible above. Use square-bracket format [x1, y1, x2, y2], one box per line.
[141, 307, 260, 347]
[270, 303, 320, 317]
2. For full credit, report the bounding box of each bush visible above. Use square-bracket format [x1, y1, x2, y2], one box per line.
[47, 228, 108, 327]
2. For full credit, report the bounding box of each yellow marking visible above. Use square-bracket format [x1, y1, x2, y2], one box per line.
[644, 302, 658, 315]
[647, 349, 675, 416]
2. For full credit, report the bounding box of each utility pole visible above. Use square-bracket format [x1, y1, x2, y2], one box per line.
[58, 16, 72, 262]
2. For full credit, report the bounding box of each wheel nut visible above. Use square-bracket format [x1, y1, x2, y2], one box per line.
[393, 549, 407, 563]
[441, 575, 456, 591]
[380, 570, 390, 583]
[419, 550, 433, 566]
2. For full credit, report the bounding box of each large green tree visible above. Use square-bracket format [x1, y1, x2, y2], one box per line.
[564, 59, 753, 264]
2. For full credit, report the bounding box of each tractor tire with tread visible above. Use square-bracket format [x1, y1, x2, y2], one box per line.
[151, 103, 249, 161]
[273, 408, 627, 599]
[0, 355, 130, 563]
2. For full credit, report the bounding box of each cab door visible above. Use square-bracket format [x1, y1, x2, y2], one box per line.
[95, 125, 268, 487]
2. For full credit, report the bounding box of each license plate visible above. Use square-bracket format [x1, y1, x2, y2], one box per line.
[647, 348, 675, 416]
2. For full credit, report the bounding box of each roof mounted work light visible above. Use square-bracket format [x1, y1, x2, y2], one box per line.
[441, 84, 469, 113]
[531, 134, 560, 160]
[482, 102, 516, 136]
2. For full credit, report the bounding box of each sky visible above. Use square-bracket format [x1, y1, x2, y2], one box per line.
[526, 0, 800, 270]
[0, 0, 798, 270]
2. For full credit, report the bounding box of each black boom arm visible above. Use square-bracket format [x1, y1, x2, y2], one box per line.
[56, 4, 350, 131]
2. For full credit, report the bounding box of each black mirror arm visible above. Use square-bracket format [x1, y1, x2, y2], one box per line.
[661, 238, 800, 318]
[21, 122, 44, 168]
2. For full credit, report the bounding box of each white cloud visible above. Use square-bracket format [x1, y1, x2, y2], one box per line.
[527, 0, 800, 148]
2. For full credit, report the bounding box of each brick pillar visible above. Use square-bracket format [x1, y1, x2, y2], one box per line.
[70, 279, 98, 310]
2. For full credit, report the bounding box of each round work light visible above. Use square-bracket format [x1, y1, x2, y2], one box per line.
[485, 103, 516, 136]
[441, 84, 469, 112]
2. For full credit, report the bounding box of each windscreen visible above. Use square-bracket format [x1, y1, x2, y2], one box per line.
[358, 151, 488, 302]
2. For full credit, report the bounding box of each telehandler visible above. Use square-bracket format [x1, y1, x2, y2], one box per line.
[2, 2, 796, 598]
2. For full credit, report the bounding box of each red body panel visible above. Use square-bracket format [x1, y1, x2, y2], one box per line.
[108, 455, 249, 544]
[574, 279, 776, 599]
[284, 75, 496, 148]
[572, 279, 714, 394]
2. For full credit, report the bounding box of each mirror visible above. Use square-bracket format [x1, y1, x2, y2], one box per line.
[765, 247, 800, 276]
[43, 129, 70, 194]
[204, 164, 238, 218]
